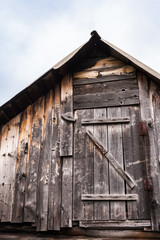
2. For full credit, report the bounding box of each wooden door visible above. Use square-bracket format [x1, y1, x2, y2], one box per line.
[73, 106, 151, 229]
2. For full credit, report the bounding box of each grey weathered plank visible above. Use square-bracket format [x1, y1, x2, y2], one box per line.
[138, 73, 160, 231]
[93, 108, 109, 220]
[60, 74, 73, 156]
[73, 109, 94, 221]
[61, 157, 72, 228]
[82, 194, 138, 201]
[107, 107, 126, 220]
[0, 115, 20, 222]
[86, 130, 135, 189]
[150, 81, 160, 165]
[82, 117, 130, 125]
[24, 96, 45, 222]
[12, 105, 33, 222]
[36, 90, 53, 231]
[48, 84, 61, 231]
[73, 74, 137, 85]
[74, 79, 138, 96]
[79, 220, 151, 229]
[74, 90, 139, 110]
[122, 106, 150, 220]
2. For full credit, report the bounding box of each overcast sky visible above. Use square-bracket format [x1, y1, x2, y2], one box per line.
[0, 0, 160, 106]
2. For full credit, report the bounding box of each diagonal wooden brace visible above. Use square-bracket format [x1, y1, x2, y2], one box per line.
[86, 130, 136, 189]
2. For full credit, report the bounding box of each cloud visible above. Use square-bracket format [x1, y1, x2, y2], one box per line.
[0, 0, 160, 105]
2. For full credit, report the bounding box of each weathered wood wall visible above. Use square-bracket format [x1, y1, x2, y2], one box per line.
[0, 55, 160, 232]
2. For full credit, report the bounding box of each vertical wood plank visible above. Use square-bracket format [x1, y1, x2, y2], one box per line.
[36, 90, 53, 231]
[12, 105, 33, 222]
[73, 109, 94, 221]
[60, 74, 73, 156]
[93, 108, 109, 220]
[122, 106, 149, 219]
[0, 115, 20, 222]
[61, 157, 72, 228]
[108, 107, 126, 220]
[48, 84, 61, 231]
[0, 124, 8, 221]
[138, 73, 160, 231]
[24, 96, 45, 222]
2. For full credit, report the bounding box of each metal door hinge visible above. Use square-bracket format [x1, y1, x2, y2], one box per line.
[144, 179, 153, 191]
[138, 121, 148, 136]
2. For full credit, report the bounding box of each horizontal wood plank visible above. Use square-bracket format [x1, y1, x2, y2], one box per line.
[74, 79, 138, 96]
[81, 194, 138, 201]
[79, 220, 151, 229]
[74, 65, 136, 79]
[73, 74, 136, 85]
[86, 130, 135, 189]
[82, 118, 130, 125]
[74, 90, 139, 110]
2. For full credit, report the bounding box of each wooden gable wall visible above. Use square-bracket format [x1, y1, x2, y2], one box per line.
[0, 53, 160, 233]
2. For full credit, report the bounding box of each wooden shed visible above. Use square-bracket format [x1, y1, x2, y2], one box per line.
[0, 31, 160, 239]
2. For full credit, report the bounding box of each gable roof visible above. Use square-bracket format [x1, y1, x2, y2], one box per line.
[0, 30, 160, 126]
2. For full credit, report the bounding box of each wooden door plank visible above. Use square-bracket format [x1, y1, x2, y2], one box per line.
[36, 90, 53, 231]
[86, 131, 135, 189]
[107, 107, 126, 220]
[138, 73, 160, 231]
[24, 96, 45, 222]
[82, 117, 130, 125]
[12, 106, 33, 222]
[93, 108, 109, 220]
[82, 194, 138, 201]
[60, 74, 73, 156]
[48, 84, 61, 231]
[0, 115, 20, 222]
[73, 109, 94, 221]
[61, 157, 72, 228]
[122, 106, 150, 220]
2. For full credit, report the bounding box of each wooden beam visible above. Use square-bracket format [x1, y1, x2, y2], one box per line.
[82, 117, 130, 125]
[81, 194, 138, 201]
[86, 130, 135, 189]
[79, 220, 151, 229]
[73, 74, 136, 85]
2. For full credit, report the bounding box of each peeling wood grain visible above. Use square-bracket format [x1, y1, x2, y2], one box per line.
[48, 84, 61, 231]
[0, 114, 20, 222]
[85, 57, 126, 70]
[60, 74, 73, 156]
[24, 96, 45, 223]
[36, 90, 53, 231]
[73, 65, 136, 79]
[12, 105, 33, 223]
